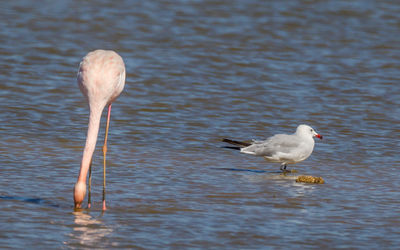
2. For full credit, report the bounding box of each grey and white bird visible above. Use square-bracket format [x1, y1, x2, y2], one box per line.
[222, 124, 323, 171]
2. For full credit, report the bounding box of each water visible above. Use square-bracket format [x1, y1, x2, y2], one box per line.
[1, 0, 399, 248]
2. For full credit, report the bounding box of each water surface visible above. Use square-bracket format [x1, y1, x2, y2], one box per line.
[1, 0, 399, 248]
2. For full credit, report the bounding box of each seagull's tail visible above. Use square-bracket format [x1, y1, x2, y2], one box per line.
[222, 138, 251, 150]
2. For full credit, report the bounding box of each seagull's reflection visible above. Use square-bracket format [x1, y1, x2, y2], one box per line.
[242, 171, 318, 197]
[68, 211, 113, 247]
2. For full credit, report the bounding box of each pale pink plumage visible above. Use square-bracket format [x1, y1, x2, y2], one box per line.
[74, 50, 125, 210]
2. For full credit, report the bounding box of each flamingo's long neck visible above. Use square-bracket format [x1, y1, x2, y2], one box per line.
[77, 105, 103, 183]
[74, 105, 104, 207]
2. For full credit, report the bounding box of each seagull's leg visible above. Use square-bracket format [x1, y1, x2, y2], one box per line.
[102, 103, 112, 211]
[87, 160, 92, 208]
[280, 163, 288, 172]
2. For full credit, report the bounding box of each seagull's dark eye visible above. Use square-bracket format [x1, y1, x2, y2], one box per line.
[310, 129, 313, 132]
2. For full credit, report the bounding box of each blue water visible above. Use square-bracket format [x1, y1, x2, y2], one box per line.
[1, 0, 399, 248]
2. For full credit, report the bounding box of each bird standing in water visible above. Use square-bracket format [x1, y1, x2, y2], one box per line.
[74, 50, 126, 210]
[223, 124, 322, 172]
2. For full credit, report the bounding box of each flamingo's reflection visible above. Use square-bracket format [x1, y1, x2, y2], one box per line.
[68, 211, 113, 247]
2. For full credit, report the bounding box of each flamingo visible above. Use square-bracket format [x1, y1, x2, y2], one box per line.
[73, 50, 126, 211]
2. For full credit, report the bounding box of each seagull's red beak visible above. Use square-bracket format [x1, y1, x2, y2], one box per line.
[315, 134, 323, 140]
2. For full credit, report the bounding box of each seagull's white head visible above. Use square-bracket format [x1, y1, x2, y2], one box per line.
[296, 124, 323, 140]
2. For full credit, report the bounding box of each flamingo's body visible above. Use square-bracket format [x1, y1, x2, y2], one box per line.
[74, 50, 125, 210]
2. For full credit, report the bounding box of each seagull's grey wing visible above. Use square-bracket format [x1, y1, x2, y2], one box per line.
[267, 134, 303, 153]
[242, 134, 302, 156]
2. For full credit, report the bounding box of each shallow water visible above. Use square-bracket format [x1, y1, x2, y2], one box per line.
[1, 0, 399, 248]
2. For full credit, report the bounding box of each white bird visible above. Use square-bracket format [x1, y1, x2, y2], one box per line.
[223, 124, 323, 171]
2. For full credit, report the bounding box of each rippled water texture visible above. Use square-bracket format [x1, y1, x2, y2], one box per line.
[1, 0, 399, 248]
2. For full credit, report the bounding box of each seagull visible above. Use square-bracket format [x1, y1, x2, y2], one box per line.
[222, 124, 322, 171]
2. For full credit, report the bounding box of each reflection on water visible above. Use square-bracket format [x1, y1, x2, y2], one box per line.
[67, 211, 113, 248]
[244, 172, 318, 197]
[1, 0, 400, 248]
